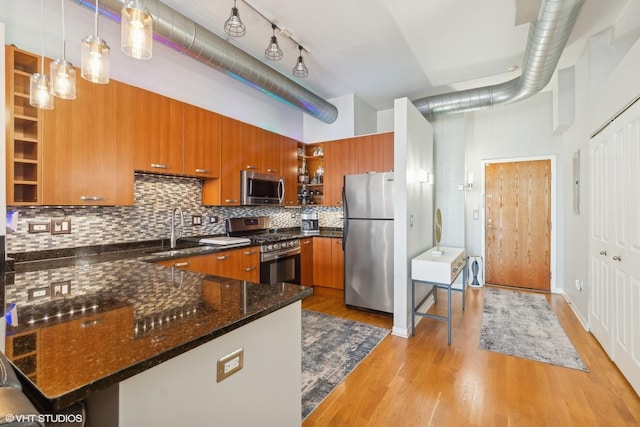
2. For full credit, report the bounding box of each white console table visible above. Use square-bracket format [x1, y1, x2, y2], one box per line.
[411, 247, 467, 344]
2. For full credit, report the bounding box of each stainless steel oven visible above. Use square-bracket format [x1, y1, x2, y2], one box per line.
[226, 216, 301, 285]
[259, 241, 301, 285]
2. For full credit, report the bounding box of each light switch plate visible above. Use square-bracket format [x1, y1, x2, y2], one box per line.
[51, 219, 71, 235]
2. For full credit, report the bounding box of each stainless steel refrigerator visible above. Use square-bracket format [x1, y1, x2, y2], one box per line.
[343, 172, 394, 313]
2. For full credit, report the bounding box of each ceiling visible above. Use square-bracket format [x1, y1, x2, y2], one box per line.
[157, 0, 628, 111]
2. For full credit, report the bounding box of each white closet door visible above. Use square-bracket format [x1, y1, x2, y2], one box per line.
[589, 99, 640, 396]
[589, 125, 613, 356]
[611, 104, 640, 396]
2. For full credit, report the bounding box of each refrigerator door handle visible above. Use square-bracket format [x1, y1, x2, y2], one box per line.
[342, 186, 348, 250]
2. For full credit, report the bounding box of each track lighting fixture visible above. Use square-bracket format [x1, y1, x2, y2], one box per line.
[121, 0, 153, 59]
[81, 0, 110, 83]
[265, 24, 283, 61]
[30, 0, 53, 109]
[224, 0, 246, 37]
[293, 45, 308, 78]
[51, 0, 76, 99]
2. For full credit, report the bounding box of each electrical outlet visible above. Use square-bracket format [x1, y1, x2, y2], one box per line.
[192, 215, 202, 226]
[575, 279, 582, 291]
[210, 216, 219, 224]
[51, 219, 71, 235]
[28, 222, 50, 233]
[217, 348, 243, 382]
[51, 280, 71, 298]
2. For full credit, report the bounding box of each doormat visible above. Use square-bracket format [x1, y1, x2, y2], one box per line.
[301, 310, 389, 419]
[479, 287, 588, 371]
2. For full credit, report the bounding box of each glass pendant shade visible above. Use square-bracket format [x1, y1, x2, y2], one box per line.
[29, 73, 54, 109]
[81, 36, 110, 83]
[121, 0, 153, 60]
[265, 36, 283, 61]
[224, 1, 246, 37]
[293, 47, 308, 78]
[50, 58, 77, 99]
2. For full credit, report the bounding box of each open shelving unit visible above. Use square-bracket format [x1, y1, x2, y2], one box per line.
[6, 45, 43, 205]
[297, 143, 324, 205]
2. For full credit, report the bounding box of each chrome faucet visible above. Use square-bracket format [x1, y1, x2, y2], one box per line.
[169, 207, 185, 249]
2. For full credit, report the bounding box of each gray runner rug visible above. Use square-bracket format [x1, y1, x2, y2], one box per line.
[301, 310, 389, 419]
[479, 287, 588, 371]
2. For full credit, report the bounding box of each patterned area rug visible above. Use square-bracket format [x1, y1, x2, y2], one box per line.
[301, 310, 389, 419]
[479, 287, 588, 371]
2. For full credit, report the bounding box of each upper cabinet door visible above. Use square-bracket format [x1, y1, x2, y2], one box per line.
[323, 138, 358, 206]
[262, 130, 281, 174]
[134, 90, 183, 174]
[183, 104, 221, 179]
[357, 132, 394, 174]
[42, 78, 134, 205]
[280, 136, 299, 206]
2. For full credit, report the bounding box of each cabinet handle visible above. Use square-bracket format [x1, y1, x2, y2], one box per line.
[151, 163, 169, 170]
[303, 240, 311, 245]
[243, 250, 256, 255]
[216, 255, 229, 261]
[245, 165, 258, 170]
[267, 168, 278, 173]
[244, 266, 256, 272]
[195, 168, 210, 174]
[612, 255, 622, 261]
[599, 250, 607, 256]
[80, 196, 106, 201]
[224, 199, 238, 203]
[336, 201, 343, 205]
[80, 317, 104, 328]
[173, 261, 189, 268]
[335, 240, 342, 244]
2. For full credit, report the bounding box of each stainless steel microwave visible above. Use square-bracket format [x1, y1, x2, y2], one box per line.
[240, 170, 285, 206]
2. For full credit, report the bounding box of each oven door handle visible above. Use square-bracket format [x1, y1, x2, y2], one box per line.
[261, 247, 301, 262]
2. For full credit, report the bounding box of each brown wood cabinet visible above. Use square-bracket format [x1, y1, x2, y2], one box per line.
[300, 237, 314, 286]
[312, 237, 344, 290]
[281, 136, 299, 206]
[202, 115, 242, 205]
[183, 104, 221, 179]
[323, 138, 358, 206]
[357, 132, 394, 174]
[155, 247, 259, 282]
[133, 90, 184, 175]
[42, 78, 135, 205]
[5, 46, 43, 205]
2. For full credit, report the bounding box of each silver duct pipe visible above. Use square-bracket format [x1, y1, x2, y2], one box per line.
[413, 0, 585, 118]
[76, 0, 338, 124]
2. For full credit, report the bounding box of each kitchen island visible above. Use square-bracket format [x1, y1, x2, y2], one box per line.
[2, 251, 311, 426]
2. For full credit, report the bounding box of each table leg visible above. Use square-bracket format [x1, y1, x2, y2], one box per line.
[411, 280, 415, 336]
[447, 284, 452, 345]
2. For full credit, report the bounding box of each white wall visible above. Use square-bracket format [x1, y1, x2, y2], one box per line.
[392, 98, 434, 337]
[0, 0, 305, 140]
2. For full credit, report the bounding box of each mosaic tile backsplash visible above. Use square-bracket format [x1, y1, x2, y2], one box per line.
[6, 174, 344, 255]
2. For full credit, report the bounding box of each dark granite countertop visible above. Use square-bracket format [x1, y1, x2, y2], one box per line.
[2, 236, 314, 412]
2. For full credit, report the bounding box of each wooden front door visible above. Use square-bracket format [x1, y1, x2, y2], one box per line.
[485, 160, 551, 290]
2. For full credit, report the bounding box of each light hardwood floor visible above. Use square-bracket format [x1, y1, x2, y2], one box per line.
[301, 286, 640, 426]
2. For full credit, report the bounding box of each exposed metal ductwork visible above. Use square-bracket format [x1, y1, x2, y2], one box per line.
[413, 0, 585, 118]
[76, 0, 339, 124]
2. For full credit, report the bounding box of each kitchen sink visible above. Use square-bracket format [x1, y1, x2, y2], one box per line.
[149, 246, 212, 257]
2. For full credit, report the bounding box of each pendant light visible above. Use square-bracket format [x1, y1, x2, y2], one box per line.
[30, 0, 54, 109]
[121, 0, 153, 60]
[293, 45, 308, 78]
[224, 0, 246, 37]
[50, 0, 76, 99]
[81, 0, 110, 83]
[265, 24, 283, 61]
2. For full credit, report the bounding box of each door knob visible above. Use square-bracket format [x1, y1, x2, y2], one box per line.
[599, 250, 607, 256]
[612, 255, 622, 261]
[487, 218, 493, 230]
